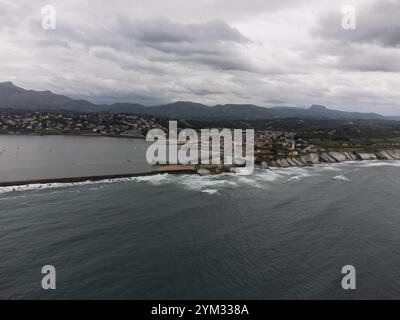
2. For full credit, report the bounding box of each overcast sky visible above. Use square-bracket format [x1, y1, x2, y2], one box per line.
[1, 0, 400, 114]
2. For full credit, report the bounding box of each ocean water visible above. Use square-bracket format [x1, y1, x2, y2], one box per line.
[1, 137, 400, 299]
[0, 135, 152, 182]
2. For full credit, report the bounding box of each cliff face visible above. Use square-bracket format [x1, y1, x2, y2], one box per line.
[263, 149, 400, 168]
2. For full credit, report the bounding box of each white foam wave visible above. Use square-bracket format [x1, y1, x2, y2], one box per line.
[333, 175, 350, 182]
[358, 161, 400, 168]
[174, 174, 237, 192]
[0, 181, 92, 194]
[2, 160, 398, 195]
[134, 173, 169, 185]
[201, 189, 219, 195]
[319, 165, 343, 171]
[271, 167, 314, 177]
[0, 175, 166, 195]
[284, 175, 302, 183]
[235, 176, 262, 188]
[253, 170, 282, 182]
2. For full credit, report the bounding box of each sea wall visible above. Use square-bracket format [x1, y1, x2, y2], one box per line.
[0, 168, 196, 187]
[263, 149, 400, 168]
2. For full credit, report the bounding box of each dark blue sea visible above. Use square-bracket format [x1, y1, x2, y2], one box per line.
[1, 136, 400, 299]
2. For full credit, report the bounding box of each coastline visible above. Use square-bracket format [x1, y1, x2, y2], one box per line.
[0, 167, 197, 188]
[0, 132, 146, 140]
[262, 149, 400, 168]
[0, 150, 399, 188]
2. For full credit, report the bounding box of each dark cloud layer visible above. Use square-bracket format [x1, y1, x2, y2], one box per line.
[1, 0, 400, 114]
[120, 17, 249, 44]
[313, 0, 400, 47]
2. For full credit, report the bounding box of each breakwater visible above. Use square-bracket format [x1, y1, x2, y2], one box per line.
[0, 167, 196, 187]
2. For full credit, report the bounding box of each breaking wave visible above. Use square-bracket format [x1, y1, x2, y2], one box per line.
[356, 161, 400, 168]
[201, 189, 219, 195]
[284, 176, 303, 183]
[1, 160, 400, 195]
[134, 173, 169, 185]
[0, 175, 164, 195]
[333, 175, 351, 182]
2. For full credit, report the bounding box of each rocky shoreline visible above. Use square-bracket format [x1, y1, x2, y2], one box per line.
[192, 149, 400, 175]
[1, 149, 399, 187]
[261, 149, 400, 168]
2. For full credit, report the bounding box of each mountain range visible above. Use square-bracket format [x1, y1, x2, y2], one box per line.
[0, 81, 393, 121]
[0, 81, 98, 112]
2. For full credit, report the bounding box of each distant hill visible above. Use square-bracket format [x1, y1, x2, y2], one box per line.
[386, 116, 400, 121]
[0, 82, 98, 112]
[106, 101, 385, 121]
[0, 82, 388, 120]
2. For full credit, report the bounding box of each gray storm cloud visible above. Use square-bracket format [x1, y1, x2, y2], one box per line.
[0, 0, 400, 114]
[313, 0, 400, 47]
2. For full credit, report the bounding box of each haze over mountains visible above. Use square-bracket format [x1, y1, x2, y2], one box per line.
[0, 82, 393, 121]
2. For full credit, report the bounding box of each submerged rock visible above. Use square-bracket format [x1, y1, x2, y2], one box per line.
[197, 169, 211, 176]
[221, 164, 234, 172]
[261, 161, 269, 169]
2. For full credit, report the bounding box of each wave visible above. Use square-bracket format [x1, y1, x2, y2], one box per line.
[284, 175, 303, 183]
[0, 175, 163, 195]
[172, 174, 237, 192]
[0, 181, 93, 194]
[2, 160, 399, 195]
[134, 173, 169, 185]
[201, 189, 219, 195]
[333, 175, 350, 182]
[0, 168, 310, 195]
[357, 161, 400, 168]
[319, 165, 343, 171]
[252, 169, 283, 182]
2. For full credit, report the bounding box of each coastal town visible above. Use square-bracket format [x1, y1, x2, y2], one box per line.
[0, 112, 165, 138]
[1, 111, 400, 174]
[0, 112, 319, 162]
